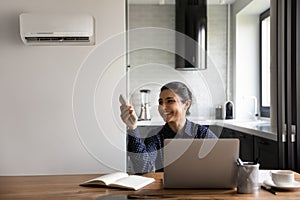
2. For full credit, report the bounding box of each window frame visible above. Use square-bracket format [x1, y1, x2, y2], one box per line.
[260, 8, 271, 118]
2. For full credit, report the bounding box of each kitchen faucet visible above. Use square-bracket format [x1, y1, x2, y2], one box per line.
[248, 96, 258, 120]
[243, 96, 258, 120]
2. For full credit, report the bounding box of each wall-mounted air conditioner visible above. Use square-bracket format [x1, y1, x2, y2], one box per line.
[19, 13, 95, 45]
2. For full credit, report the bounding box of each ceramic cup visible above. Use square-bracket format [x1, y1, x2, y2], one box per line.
[271, 170, 294, 186]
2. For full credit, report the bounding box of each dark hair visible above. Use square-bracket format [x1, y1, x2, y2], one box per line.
[160, 81, 192, 115]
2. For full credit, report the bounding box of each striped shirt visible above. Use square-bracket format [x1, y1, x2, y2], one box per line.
[127, 119, 217, 174]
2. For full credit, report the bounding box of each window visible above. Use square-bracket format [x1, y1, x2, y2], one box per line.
[260, 9, 270, 117]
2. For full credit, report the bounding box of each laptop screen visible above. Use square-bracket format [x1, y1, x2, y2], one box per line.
[163, 138, 239, 188]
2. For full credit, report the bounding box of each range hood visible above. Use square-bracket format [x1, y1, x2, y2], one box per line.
[175, 0, 207, 70]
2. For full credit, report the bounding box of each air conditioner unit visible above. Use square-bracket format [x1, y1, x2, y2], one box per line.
[19, 13, 95, 45]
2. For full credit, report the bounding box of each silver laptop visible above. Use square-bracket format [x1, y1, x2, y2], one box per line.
[163, 139, 239, 189]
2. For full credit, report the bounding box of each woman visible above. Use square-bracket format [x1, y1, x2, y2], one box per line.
[120, 81, 217, 174]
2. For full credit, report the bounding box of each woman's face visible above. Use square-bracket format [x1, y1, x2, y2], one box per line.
[158, 89, 189, 124]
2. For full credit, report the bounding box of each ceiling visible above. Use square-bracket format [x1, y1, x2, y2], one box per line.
[238, 0, 270, 15]
[129, 0, 237, 5]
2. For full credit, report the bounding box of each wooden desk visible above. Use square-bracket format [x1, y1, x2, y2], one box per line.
[1, 172, 300, 200]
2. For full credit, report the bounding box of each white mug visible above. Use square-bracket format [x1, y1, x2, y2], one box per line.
[271, 170, 294, 186]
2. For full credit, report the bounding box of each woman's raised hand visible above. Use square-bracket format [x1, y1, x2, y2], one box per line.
[120, 104, 138, 130]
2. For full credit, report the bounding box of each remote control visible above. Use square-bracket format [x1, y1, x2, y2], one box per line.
[119, 94, 127, 105]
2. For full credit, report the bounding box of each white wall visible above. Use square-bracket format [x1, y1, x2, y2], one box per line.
[235, 14, 260, 119]
[0, 0, 126, 175]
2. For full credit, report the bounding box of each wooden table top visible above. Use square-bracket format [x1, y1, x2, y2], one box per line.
[1, 172, 300, 199]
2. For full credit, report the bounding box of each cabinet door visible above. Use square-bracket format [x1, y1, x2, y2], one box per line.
[218, 127, 236, 138]
[254, 136, 278, 169]
[217, 127, 254, 162]
[238, 132, 254, 162]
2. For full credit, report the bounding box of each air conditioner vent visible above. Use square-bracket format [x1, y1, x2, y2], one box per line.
[25, 36, 90, 43]
[19, 13, 95, 46]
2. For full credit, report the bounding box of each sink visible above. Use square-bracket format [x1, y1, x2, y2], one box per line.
[255, 124, 271, 132]
[238, 120, 272, 132]
[235, 121, 270, 127]
[223, 119, 271, 130]
[221, 119, 275, 134]
[255, 123, 270, 127]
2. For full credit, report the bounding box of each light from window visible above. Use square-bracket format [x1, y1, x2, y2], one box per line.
[261, 16, 270, 108]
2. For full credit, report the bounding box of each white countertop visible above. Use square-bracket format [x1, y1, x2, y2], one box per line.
[137, 118, 277, 141]
[214, 119, 277, 141]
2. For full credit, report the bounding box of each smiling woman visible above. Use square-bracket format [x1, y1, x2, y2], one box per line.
[120, 81, 217, 174]
[158, 82, 193, 132]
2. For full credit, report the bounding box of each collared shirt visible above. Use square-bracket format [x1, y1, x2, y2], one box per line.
[127, 119, 217, 174]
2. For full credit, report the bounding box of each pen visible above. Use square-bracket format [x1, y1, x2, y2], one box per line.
[127, 194, 177, 199]
[261, 185, 277, 195]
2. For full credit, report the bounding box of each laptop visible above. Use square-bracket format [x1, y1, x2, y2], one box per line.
[163, 138, 239, 189]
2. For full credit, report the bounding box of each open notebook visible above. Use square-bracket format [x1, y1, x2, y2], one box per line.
[80, 172, 155, 190]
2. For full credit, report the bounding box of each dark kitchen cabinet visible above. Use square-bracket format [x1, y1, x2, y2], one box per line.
[273, 0, 300, 172]
[215, 126, 278, 169]
[254, 136, 278, 169]
[215, 127, 254, 162]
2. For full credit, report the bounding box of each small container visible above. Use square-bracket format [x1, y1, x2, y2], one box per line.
[237, 162, 260, 194]
[215, 106, 223, 119]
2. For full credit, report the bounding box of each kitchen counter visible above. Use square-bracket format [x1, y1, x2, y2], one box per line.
[213, 119, 277, 141]
[137, 118, 277, 141]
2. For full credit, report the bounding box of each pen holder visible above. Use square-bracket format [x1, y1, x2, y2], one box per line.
[237, 162, 260, 194]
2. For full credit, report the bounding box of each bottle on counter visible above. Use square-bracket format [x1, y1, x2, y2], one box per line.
[224, 100, 234, 119]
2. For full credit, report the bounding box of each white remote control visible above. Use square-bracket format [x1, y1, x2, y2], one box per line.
[119, 94, 127, 105]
